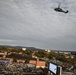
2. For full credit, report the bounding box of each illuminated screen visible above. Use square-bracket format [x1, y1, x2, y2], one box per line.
[49, 63, 57, 74]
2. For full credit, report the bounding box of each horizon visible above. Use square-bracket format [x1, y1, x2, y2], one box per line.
[0, 44, 76, 52]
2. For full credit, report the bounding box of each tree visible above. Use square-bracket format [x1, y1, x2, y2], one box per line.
[13, 59, 17, 62]
[25, 59, 29, 63]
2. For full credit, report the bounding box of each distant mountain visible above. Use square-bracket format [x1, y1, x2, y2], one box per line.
[0, 45, 44, 51]
[0, 45, 75, 52]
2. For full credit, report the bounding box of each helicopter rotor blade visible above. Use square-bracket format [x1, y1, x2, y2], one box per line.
[58, 2, 61, 8]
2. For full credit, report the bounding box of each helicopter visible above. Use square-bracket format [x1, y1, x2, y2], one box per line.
[54, 4, 69, 14]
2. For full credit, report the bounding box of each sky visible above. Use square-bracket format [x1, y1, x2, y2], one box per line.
[0, 0, 76, 51]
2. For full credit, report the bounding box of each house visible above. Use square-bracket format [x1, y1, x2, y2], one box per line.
[29, 59, 46, 68]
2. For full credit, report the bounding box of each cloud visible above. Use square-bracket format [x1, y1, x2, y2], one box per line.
[0, 0, 76, 51]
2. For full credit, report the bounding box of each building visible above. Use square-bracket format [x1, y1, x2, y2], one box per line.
[29, 59, 46, 68]
[0, 59, 10, 64]
[17, 59, 25, 63]
[45, 49, 51, 52]
[22, 48, 26, 51]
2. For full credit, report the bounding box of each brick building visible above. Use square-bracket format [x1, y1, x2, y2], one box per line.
[29, 59, 46, 68]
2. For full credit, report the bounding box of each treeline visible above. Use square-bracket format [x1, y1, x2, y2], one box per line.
[34, 50, 76, 65]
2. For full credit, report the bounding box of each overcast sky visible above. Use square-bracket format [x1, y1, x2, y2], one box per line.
[0, 0, 76, 51]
